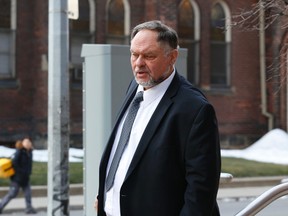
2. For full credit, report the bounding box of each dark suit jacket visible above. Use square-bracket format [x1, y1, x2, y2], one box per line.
[98, 72, 221, 216]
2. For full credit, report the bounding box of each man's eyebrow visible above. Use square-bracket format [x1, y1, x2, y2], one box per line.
[130, 48, 158, 55]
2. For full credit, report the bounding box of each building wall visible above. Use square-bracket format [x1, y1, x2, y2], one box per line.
[0, 0, 286, 149]
[0, 0, 37, 145]
[198, 0, 267, 147]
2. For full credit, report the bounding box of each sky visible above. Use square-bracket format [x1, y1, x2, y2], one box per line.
[0, 128, 288, 164]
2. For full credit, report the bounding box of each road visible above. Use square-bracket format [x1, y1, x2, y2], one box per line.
[1, 198, 287, 216]
[0, 210, 84, 216]
[1, 185, 287, 216]
[218, 196, 288, 216]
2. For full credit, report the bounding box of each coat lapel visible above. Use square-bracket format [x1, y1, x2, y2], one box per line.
[125, 72, 181, 180]
[100, 81, 138, 174]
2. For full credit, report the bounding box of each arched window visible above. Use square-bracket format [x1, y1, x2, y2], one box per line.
[178, 0, 200, 84]
[0, 0, 16, 79]
[106, 0, 130, 44]
[108, 0, 124, 35]
[210, 1, 231, 87]
[70, 0, 95, 86]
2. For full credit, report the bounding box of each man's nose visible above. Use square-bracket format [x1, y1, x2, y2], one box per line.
[135, 56, 145, 67]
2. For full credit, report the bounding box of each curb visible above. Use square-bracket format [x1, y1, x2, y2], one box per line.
[1, 176, 287, 197]
[0, 184, 83, 198]
[219, 176, 287, 188]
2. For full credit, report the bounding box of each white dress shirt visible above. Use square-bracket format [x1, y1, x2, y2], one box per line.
[104, 70, 175, 216]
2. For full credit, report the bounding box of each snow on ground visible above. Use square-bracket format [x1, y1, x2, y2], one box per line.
[221, 128, 288, 165]
[0, 147, 83, 162]
[1, 128, 288, 164]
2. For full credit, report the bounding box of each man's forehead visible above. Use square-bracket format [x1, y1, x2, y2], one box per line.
[131, 30, 158, 43]
[130, 31, 161, 53]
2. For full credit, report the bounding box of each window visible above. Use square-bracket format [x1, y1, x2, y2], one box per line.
[106, 0, 130, 44]
[70, 0, 95, 85]
[0, 0, 16, 79]
[178, 0, 200, 85]
[210, 1, 231, 87]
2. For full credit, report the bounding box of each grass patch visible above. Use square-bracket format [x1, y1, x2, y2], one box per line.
[1, 158, 287, 186]
[222, 157, 288, 177]
[0, 162, 83, 186]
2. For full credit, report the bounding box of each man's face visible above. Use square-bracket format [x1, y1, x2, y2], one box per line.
[130, 30, 178, 89]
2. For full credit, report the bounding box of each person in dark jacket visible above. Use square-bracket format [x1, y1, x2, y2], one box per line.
[0, 138, 36, 214]
[96, 20, 221, 216]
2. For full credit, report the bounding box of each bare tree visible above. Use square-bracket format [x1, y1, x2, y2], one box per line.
[230, 0, 288, 31]
[230, 0, 288, 130]
[229, 0, 288, 85]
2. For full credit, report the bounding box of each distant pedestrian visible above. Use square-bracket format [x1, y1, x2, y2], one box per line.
[0, 138, 37, 214]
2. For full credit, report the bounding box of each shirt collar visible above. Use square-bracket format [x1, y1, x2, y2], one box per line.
[136, 69, 175, 105]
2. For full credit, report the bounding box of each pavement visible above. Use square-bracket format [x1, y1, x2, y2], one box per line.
[0, 176, 287, 215]
[0, 184, 84, 215]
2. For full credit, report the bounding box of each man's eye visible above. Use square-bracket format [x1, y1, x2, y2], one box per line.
[145, 55, 155, 60]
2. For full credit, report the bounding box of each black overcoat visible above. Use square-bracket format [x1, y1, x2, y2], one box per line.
[98, 72, 221, 216]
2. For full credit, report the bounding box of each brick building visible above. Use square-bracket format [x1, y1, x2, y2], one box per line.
[0, 0, 287, 148]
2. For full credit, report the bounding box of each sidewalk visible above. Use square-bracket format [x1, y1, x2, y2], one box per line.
[0, 195, 84, 215]
[0, 176, 287, 215]
[217, 175, 288, 200]
[0, 184, 84, 215]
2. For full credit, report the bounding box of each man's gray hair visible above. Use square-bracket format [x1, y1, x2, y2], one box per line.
[131, 20, 178, 49]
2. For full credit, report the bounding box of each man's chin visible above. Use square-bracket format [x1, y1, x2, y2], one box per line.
[135, 79, 156, 88]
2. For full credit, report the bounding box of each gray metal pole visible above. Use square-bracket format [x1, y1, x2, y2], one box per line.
[48, 0, 70, 215]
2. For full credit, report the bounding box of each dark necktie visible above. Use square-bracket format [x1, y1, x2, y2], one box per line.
[105, 91, 144, 191]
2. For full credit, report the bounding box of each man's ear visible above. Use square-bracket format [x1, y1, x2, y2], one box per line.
[170, 49, 179, 65]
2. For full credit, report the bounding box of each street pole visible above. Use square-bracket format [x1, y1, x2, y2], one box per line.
[48, 0, 70, 215]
